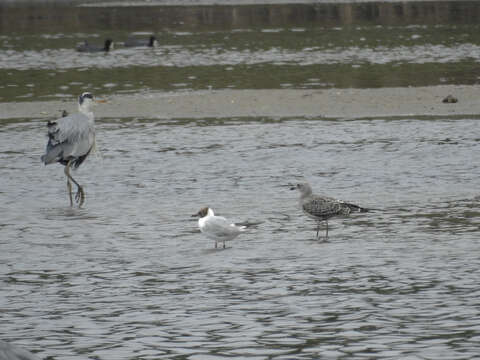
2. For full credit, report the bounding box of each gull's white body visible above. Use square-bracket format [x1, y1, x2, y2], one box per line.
[197, 208, 246, 248]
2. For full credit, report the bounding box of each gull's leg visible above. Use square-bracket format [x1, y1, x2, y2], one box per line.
[215, 241, 218, 249]
[64, 160, 85, 207]
[316, 222, 320, 239]
[223, 240, 226, 249]
[325, 220, 329, 241]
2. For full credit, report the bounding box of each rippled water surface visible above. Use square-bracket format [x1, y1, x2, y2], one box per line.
[1, 1, 480, 359]
[1, 116, 480, 359]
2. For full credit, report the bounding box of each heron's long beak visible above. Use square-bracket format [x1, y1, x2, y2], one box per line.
[191, 213, 198, 218]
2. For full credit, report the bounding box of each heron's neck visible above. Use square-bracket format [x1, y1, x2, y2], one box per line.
[79, 104, 94, 122]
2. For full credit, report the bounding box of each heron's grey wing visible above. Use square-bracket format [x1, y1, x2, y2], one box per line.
[0, 340, 41, 360]
[203, 217, 241, 238]
[42, 113, 94, 165]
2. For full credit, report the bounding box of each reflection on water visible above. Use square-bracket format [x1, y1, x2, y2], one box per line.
[1, 1, 480, 101]
[1, 116, 479, 359]
[3, 42, 480, 70]
[2, 1, 480, 32]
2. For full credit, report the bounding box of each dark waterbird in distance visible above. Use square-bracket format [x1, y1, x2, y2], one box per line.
[124, 35, 158, 48]
[41, 92, 105, 207]
[0, 340, 40, 360]
[291, 182, 369, 240]
[76, 39, 113, 52]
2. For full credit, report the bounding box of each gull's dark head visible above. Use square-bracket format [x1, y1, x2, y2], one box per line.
[192, 207, 210, 218]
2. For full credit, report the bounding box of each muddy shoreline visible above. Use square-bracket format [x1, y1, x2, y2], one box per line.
[1, 85, 478, 120]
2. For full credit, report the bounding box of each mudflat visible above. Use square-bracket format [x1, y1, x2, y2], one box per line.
[1, 85, 478, 120]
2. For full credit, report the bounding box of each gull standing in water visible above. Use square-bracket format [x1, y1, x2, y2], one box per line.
[192, 207, 246, 248]
[41, 92, 102, 207]
[291, 182, 369, 240]
[0, 340, 40, 360]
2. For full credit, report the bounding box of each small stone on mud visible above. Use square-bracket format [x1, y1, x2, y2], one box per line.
[442, 94, 458, 103]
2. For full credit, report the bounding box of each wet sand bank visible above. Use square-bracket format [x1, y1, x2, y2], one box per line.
[1, 85, 479, 120]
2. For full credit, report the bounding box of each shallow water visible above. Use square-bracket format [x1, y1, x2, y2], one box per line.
[1, 116, 480, 359]
[2, 2, 480, 101]
[1, 1, 480, 359]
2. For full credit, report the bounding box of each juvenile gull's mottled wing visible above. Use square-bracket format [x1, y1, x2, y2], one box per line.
[302, 195, 352, 219]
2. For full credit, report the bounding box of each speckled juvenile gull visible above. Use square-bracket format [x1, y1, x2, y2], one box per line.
[291, 182, 369, 240]
[192, 207, 246, 248]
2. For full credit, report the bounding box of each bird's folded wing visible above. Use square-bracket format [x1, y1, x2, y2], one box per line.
[302, 197, 344, 217]
[204, 217, 239, 236]
[47, 113, 91, 146]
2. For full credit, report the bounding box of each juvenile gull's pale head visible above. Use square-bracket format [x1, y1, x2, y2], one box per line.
[291, 182, 313, 197]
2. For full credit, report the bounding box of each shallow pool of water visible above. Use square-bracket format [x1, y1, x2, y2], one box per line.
[1, 115, 479, 359]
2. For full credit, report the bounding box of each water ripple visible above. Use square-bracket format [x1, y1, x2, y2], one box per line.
[1, 117, 480, 358]
[1, 43, 480, 70]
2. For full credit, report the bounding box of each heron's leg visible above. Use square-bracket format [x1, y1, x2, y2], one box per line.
[66, 177, 73, 207]
[215, 241, 218, 249]
[325, 220, 329, 241]
[316, 222, 320, 239]
[223, 240, 226, 249]
[75, 186, 85, 207]
[64, 160, 85, 207]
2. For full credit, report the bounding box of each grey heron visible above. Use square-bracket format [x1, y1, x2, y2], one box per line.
[124, 35, 158, 48]
[0, 340, 41, 360]
[76, 39, 113, 52]
[41, 92, 102, 207]
[291, 182, 369, 240]
[192, 207, 246, 248]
